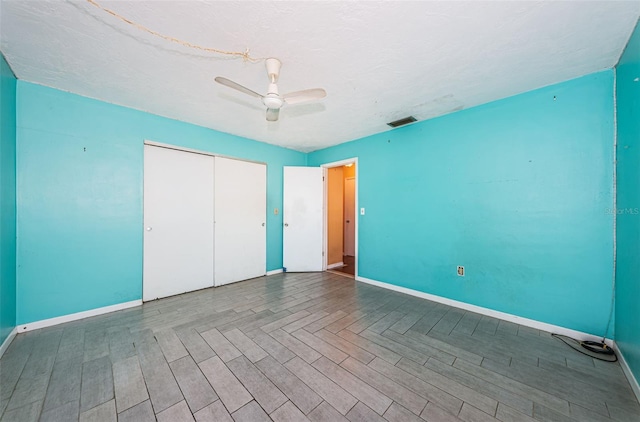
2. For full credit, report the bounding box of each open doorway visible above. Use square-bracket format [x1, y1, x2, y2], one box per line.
[324, 160, 357, 277]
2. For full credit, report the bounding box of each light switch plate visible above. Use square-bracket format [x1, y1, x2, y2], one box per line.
[360, 208, 365, 215]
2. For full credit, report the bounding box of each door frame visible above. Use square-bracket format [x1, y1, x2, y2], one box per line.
[321, 157, 358, 277]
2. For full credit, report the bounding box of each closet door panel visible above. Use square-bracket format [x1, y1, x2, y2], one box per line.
[214, 157, 266, 286]
[143, 145, 214, 301]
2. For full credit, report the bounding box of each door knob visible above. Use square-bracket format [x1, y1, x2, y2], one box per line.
[346, 220, 350, 223]
[262, 223, 265, 226]
[284, 223, 289, 227]
[146, 227, 152, 231]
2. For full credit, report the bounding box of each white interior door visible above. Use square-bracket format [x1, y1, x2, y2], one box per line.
[214, 157, 267, 286]
[344, 177, 356, 256]
[283, 166, 324, 272]
[143, 145, 214, 301]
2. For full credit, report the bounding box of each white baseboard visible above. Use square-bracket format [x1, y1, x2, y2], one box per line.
[327, 262, 344, 270]
[356, 276, 613, 346]
[17, 300, 142, 333]
[613, 341, 640, 402]
[266, 269, 283, 276]
[0, 327, 18, 358]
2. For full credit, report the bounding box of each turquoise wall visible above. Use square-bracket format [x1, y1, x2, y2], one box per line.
[0, 53, 17, 344]
[16, 81, 305, 325]
[309, 71, 615, 336]
[9, 65, 622, 341]
[615, 20, 640, 385]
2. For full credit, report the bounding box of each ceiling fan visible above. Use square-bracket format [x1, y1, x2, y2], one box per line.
[215, 58, 326, 122]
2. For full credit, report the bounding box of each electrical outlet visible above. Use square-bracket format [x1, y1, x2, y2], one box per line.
[457, 266, 465, 276]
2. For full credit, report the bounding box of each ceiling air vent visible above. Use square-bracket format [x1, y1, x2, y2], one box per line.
[387, 116, 417, 128]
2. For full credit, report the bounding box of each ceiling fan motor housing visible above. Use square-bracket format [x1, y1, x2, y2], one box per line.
[263, 82, 283, 108]
[263, 93, 283, 109]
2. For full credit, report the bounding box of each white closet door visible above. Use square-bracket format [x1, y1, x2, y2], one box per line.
[214, 157, 266, 286]
[143, 145, 214, 301]
[283, 166, 324, 272]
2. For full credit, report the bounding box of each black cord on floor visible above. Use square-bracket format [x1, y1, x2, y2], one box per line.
[551, 333, 617, 362]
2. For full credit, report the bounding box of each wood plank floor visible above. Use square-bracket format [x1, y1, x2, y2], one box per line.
[1, 272, 638, 422]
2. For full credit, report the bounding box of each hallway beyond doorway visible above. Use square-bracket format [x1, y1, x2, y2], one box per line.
[332, 255, 355, 277]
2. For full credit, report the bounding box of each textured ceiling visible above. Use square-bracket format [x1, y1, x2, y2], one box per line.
[1, 1, 639, 152]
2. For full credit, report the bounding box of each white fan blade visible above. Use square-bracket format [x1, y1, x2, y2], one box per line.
[215, 77, 263, 99]
[266, 108, 280, 121]
[283, 88, 326, 105]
